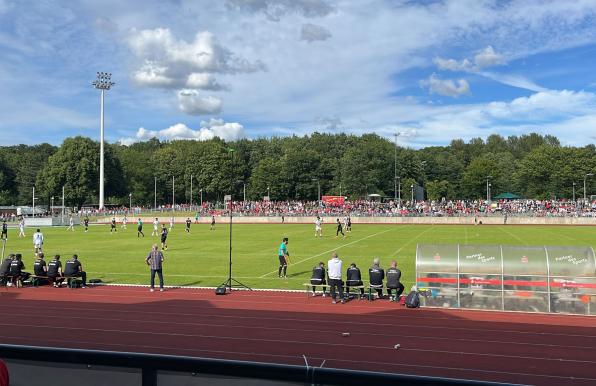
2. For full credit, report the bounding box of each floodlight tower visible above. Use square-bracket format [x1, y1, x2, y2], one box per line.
[92, 72, 115, 210]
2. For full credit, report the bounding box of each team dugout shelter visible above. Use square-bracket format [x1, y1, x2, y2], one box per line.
[416, 244, 596, 315]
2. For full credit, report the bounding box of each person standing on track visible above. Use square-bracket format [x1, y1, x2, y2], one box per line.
[146, 244, 165, 292]
[327, 252, 344, 304]
[277, 237, 290, 278]
[185, 217, 191, 234]
[314, 216, 323, 238]
[137, 218, 145, 237]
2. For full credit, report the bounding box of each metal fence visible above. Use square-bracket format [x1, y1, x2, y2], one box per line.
[0, 344, 518, 386]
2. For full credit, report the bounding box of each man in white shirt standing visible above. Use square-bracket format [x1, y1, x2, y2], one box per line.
[327, 252, 344, 304]
[33, 228, 44, 256]
[67, 216, 75, 232]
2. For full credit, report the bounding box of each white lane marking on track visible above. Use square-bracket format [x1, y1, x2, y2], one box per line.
[1, 312, 592, 350]
[259, 228, 394, 278]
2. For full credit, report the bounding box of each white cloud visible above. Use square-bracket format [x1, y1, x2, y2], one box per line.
[473, 46, 504, 68]
[420, 74, 470, 97]
[435, 45, 504, 72]
[226, 0, 334, 22]
[177, 89, 223, 115]
[300, 23, 332, 42]
[120, 119, 245, 145]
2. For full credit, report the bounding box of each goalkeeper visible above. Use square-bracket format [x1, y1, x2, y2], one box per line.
[278, 237, 290, 278]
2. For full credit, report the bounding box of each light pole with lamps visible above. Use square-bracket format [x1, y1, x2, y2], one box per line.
[584, 173, 593, 203]
[129, 193, 132, 211]
[154, 177, 157, 211]
[486, 175, 492, 201]
[410, 183, 414, 204]
[312, 178, 320, 203]
[572, 182, 576, 203]
[395, 177, 401, 206]
[190, 174, 193, 209]
[394, 132, 398, 201]
[91, 72, 115, 210]
[51, 196, 54, 215]
[267, 185, 270, 200]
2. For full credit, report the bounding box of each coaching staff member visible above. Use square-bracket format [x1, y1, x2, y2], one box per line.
[369, 258, 385, 298]
[310, 262, 327, 296]
[386, 260, 405, 301]
[47, 254, 64, 287]
[327, 252, 344, 304]
[278, 237, 290, 278]
[146, 244, 165, 292]
[345, 263, 365, 298]
[64, 254, 87, 288]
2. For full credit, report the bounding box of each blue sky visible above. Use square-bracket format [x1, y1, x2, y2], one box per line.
[1, 0, 596, 147]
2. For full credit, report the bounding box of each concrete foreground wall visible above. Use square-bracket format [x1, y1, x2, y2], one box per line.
[95, 215, 596, 226]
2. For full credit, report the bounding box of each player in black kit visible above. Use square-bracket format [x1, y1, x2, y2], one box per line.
[1, 220, 7, 240]
[110, 218, 117, 233]
[160, 224, 168, 251]
[335, 218, 345, 238]
[83, 217, 89, 232]
[185, 217, 191, 233]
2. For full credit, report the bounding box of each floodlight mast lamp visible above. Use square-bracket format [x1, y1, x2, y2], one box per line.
[92, 72, 115, 210]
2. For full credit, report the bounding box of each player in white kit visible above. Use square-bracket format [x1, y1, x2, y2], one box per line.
[169, 216, 174, 231]
[33, 229, 44, 256]
[315, 216, 323, 238]
[151, 218, 159, 236]
[67, 216, 75, 231]
[121, 215, 128, 229]
[18, 218, 25, 238]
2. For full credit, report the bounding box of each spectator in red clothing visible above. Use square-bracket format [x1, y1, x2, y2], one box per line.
[0, 359, 9, 386]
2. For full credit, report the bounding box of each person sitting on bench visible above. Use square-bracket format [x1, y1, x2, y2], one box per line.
[386, 260, 405, 301]
[368, 258, 385, 298]
[47, 255, 64, 287]
[345, 263, 365, 298]
[0, 254, 14, 285]
[310, 262, 327, 296]
[9, 254, 30, 286]
[64, 254, 86, 288]
[33, 253, 49, 285]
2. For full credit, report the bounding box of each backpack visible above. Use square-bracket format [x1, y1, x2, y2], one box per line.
[405, 291, 420, 308]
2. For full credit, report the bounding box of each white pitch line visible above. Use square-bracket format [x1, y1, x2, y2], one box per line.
[389, 225, 434, 257]
[259, 228, 394, 278]
[497, 226, 527, 245]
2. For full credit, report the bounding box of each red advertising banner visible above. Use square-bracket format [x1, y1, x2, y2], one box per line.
[322, 195, 345, 206]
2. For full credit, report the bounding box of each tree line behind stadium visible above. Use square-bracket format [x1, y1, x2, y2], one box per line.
[0, 132, 594, 208]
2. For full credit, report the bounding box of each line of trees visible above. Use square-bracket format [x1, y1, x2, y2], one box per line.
[0, 132, 595, 208]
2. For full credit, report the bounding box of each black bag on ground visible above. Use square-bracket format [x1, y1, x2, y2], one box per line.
[405, 290, 420, 308]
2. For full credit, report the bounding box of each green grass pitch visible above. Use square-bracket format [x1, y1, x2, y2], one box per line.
[2, 222, 594, 290]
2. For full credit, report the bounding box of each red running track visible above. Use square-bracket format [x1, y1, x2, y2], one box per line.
[0, 285, 595, 385]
